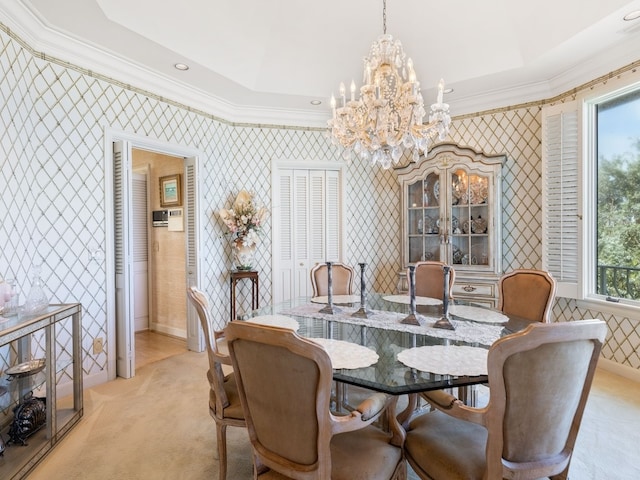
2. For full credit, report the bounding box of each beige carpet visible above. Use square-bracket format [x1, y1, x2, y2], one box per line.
[25, 351, 640, 480]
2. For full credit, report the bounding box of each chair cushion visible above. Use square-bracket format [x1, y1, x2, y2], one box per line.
[405, 410, 487, 480]
[209, 372, 244, 420]
[330, 425, 403, 480]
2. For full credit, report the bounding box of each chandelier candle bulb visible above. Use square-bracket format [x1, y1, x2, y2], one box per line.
[350, 80, 356, 101]
[437, 78, 444, 105]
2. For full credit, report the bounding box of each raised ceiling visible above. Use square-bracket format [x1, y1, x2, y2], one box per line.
[3, 0, 640, 126]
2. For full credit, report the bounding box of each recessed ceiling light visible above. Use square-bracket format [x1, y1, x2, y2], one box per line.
[624, 10, 640, 21]
[174, 63, 189, 71]
[310, 100, 322, 105]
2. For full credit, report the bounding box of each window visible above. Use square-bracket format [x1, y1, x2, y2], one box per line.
[543, 77, 640, 307]
[595, 89, 640, 301]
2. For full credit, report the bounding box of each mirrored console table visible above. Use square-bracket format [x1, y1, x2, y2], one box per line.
[0, 303, 83, 479]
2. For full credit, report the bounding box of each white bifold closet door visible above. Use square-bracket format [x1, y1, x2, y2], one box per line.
[274, 168, 342, 303]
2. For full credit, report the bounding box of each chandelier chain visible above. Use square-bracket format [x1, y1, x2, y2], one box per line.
[383, 0, 387, 34]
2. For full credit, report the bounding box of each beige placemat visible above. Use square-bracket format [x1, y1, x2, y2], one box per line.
[311, 295, 360, 304]
[246, 314, 300, 331]
[309, 338, 379, 369]
[448, 305, 508, 324]
[397, 345, 488, 376]
[383, 294, 442, 306]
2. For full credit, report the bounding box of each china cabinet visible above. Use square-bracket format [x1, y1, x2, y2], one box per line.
[0, 304, 82, 479]
[397, 144, 505, 307]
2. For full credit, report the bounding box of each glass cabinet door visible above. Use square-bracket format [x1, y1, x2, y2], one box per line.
[407, 172, 442, 263]
[449, 168, 490, 268]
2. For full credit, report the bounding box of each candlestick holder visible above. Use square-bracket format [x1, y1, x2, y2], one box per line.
[352, 262, 373, 318]
[433, 265, 455, 330]
[319, 261, 341, 314]
[402, 265, 424, 326]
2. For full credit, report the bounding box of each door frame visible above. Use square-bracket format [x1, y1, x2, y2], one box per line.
[271, 159, 348, 303]
[104, 127, 204, 380]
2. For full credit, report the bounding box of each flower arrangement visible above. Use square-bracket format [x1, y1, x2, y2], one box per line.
[219, 189, 268, 247]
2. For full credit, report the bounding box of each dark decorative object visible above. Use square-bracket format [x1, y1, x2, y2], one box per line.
[352, 262, 373, 318]
[7, 392, 47, 446]
[433, 265, 455, 330]
[319, 262, 341, 314]
[402, 265, 424, 326]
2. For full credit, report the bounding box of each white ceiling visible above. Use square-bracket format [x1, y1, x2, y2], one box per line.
[3, 0, 640, 127]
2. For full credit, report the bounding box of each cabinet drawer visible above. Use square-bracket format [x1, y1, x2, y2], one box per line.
[453, 282, 494, 297]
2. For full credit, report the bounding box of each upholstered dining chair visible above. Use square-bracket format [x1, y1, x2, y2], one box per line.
[498, 269, 557, 323]
[225, 321, 406, 480]
[403, 319, 607, 480]
[411, 260, 455, 301]
[310, 262, 355, 297]
[186, 286, 245, 480]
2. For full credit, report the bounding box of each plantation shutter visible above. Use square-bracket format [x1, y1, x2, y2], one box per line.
[542, 101, 580, 298]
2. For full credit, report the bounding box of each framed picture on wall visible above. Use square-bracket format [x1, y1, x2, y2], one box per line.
[160, 174, 182, 207]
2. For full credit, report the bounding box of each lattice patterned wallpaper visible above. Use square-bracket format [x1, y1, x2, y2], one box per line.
[0, 24, 638, 379]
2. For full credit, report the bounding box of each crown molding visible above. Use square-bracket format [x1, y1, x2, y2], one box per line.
[2, 0, 639, 126]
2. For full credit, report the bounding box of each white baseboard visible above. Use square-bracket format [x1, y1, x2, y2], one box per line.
[150, 322, 186, 339]
[598, 357, 640, 383]
[52, 370, 109, 398]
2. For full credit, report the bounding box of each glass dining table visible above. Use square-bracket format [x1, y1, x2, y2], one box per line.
[238, 292, 531, 397]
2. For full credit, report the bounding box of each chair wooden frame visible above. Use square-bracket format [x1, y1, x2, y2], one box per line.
[404, 319, 607, 480]
[225, 321, 406, 480]
[498, 269, 557, 323]
[309, 262, 355, 298]
[410, 261, 455, 301]
[187, 286, 245, 480]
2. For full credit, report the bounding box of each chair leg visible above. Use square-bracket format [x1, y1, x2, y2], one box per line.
[216, 423, 228, 480]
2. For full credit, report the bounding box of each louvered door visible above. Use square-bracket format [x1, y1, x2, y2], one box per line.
[273, 167, 344, 303]
[132, 171, 149, 332]
[183, 157, 200, 351]
[113, 140, 134, 378]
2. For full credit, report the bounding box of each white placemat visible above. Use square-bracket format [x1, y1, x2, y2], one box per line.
[311, 295, 360, 304]
[448, 305, 509, 324]
[397, 345, 488, 376]
[246, 315, 300, 331]
[383, 295, 442, 306]
[309, 338, 379, 369]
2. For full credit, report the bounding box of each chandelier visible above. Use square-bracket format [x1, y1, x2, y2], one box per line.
[327, 0, 451, 169]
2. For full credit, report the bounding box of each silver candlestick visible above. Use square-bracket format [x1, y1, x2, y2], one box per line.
[433, 265, 455, 330]
[402, 265, 424, 326]
[319, 261, 341, 314]
[352, 262, 373, 318]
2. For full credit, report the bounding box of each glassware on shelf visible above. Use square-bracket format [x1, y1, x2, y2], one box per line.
[1, 278, 20, 316]
[23, 264, 49, 316]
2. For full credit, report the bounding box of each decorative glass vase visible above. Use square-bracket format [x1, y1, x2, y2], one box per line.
[232, 238, 256, 271]
[23, 265, 49, 316]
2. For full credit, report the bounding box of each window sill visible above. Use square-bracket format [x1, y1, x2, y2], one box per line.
[576, 296, 640, 318]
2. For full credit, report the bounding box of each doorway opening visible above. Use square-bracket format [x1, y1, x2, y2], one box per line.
[132, 148, 188, 370]
[105, 129, 203, 381]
